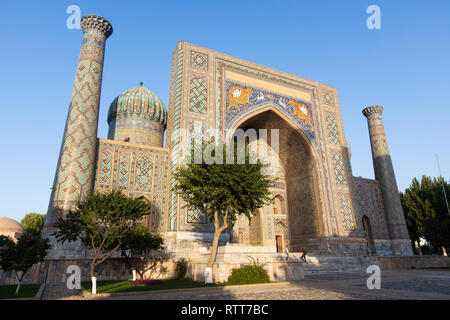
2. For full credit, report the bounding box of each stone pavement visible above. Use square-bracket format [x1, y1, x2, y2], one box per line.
[47, 269, 450, 300]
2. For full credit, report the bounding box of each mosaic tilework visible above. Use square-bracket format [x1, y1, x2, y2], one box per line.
[167, 43, 184, 231]
[187, 208, 208, 224]
[351, 177, 389, 239]
[339, 193, 356, 231]
[95, 140, 169, 231]
[98, 149, 113, 185]
[326, 113, 340, 145]
[189, 76, 208, 114]
[46, 28, 109, 226]
[191, 50, 208, 71]
[322, 89, 335, 107]
[288, 175, 322, 236]
[107, 86, 167, 147]
[364, 107, 410, 241]
[332, 152, 347, 186]
[117, 151, 131, 187]
[224, 80, 315, 141]
[189, 120, 207, 141]
[134, 154, 153, 189]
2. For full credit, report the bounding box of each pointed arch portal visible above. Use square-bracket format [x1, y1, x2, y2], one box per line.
[233, 108, 325, 251]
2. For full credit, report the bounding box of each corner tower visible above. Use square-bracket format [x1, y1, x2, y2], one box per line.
[107, 84, 167, 147]
[43, 15, 113, 257]
[362, 106, 413, 256]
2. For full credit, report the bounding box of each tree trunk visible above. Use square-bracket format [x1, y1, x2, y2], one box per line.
[15, 281, 21, 295]
[15, 271, 24, 295]
[442, 246, 448, 256]
[90, 259, 96, 278]
[206, 209, 228, 269]
[207, 229, 222, 268]
[417, 241, 423, 255]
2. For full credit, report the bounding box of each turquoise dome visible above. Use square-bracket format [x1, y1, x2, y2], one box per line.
[108, 85, 167, 126]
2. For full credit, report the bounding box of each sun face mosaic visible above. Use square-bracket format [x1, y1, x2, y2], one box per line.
[224, 80, 315, 139]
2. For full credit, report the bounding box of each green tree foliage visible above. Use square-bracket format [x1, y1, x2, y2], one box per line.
[118, 225, 165, 279]
[53, 190, 151, 278]
[0, 231, 51, 294]
[173, 140, 275, 269]
[20, 213, 46, 233]
[400, 176, 450, 255]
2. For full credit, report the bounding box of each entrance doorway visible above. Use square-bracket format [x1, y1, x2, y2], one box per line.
[275, 235, 283, 253]
[235, 109, 323, 251]
[362, 215, 376, 255]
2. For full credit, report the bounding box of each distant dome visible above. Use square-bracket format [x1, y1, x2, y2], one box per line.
[0, 217, 24, 240]
[108, 85, 167, 126]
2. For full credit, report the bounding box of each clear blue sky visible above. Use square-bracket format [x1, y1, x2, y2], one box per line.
[1, 0, 449, 222]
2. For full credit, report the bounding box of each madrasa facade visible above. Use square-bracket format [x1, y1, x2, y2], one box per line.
[42, 15, 413, 263]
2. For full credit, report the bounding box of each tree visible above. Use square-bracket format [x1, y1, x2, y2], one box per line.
[400, 176, 450, 255]
[0, 231, 51, 294]
[173, 140, 275, 275]
[52, 190, 151, 279]
[21, 213, 46, 234]
[117, 225, 166, 280]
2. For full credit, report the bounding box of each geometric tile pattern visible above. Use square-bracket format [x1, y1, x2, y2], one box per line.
[326, 113, 340, 145]
[332, 152, 347, 185]
[351, 177, 389, 239]
[135, 155, 153, 189]
[189, 77, 208, 114]
[167, 43, 185, 231]
[47, 29, 108, 225]
[99, 149, 113, 185]
[94, 141, 169, 231]
[322, 89, 335, 107]
[117, 152, 131, 187]
[191, 50, 208, 71]
[339, 193, 356, 231]
[189, 120, 207, 142]
[187, 208, 208, 224]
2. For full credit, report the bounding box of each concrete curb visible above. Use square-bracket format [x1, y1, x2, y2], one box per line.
[81, 281, 291, 299]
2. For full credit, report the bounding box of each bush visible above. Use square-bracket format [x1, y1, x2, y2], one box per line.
[130, 279, 162, 286]
[175, 258, 188, 279]
[227, 265, 270, 285]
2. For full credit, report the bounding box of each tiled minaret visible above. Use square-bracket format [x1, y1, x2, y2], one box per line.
[362, 106, 413, 256]
[43, 15, 113, 258]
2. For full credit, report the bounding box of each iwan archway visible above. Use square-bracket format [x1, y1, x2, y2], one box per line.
[229, 105, 326, 252]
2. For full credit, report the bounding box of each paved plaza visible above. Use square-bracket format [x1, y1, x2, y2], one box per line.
[44, 269, 450, 300]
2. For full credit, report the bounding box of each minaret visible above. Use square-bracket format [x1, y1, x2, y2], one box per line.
[362, 106, 413, 256]
[42, 15, 113, 258]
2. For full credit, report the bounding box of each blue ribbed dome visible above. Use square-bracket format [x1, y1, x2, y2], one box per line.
[108, 86, 167, 126]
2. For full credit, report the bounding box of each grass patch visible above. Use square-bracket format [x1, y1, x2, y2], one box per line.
[0, 284, 41, 300]
[82, 279, 226, 294]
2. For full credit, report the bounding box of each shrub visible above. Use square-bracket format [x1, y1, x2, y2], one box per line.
[227, 264, 270, 285]
[130, 279, 162, 286]
[175, 258, 188, 279]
